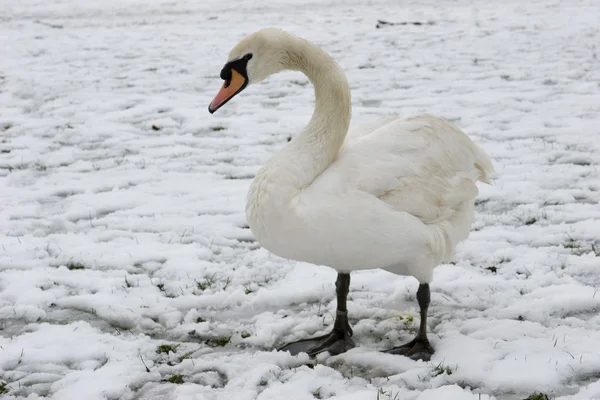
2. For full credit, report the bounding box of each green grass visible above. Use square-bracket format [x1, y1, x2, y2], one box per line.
[223, 277, 232, 290]
[197, 274, 217, 291]
[166, 374, 184, 384]
[312, 387, 322, 399]
[523, 393, 550, 400]
[563, 240, 580, 249]
[396, 313, 415, 331]
[376, 387, 401, 400]
[241, 331, 251, 339]
[486, 266, 498, 273]
[211, 126, 226, 131]
[66, 262, 85, 270]
[563, 238, 589, 255]
[215, 336, 231, 346]
[205, 336, 231, 347]
[244, 284, 254, 295]
[177, 350, 197, 363]
[0, 382, 8, 395]
[432, 361, 454, 377]
[196, 317, 206, 323]
[525, 217, 537, 225]
[156, 344, 180, 354]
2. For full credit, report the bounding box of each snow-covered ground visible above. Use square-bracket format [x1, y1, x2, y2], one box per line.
[1, 0, 600, 399]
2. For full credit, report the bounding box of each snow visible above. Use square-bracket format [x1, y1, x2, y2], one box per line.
[1, 0, 599, 398]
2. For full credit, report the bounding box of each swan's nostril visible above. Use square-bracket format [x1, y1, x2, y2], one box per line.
[223, 79, 231, 89]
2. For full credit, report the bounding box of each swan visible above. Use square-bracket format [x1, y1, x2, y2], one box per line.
[208, 28, 494, 361]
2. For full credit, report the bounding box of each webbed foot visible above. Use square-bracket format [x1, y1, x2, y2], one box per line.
[278, 273, 354, 357]
[279, 329, 354, 357]
[384, 337, 434, 361]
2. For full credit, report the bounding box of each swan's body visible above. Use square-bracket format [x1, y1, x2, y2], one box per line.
[248, 113, 492, 282]
[209, 28, 494, 360]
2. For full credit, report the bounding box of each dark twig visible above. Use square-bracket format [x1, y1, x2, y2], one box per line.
[34, 20, 64, 29]
[139, 355, 150, 372]
[376, 19, 435, 29]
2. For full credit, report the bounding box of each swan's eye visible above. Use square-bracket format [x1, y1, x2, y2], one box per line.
[244, 53, 253, 61]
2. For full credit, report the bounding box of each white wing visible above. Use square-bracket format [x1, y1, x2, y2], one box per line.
[274, 113, 494, 272]
[341, 115, 401, 151]
[315, 113, 494, 225]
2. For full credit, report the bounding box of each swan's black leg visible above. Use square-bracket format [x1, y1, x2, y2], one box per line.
[278, 272, 354, 357]
[384, 283, 434, 361]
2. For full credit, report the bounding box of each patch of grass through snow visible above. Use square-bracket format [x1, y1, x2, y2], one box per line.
[165, 375, 184, 384]
[205, 336, 231, 347]
[485, 256, 511, 274]
[312, 386, 323, 399]
[156, 344, 180, 354]
[376, 387, 401, 400]
[474, 198, 489, 207]
[240, 331, 251, 339]
[563, 238, 580, 250]
[0, 382, 9, 395]
[244, 284, 254, 295]
[523, 393, 550, 400]
[432, 361, 454, 377]
[396, 313, 415, 332]
[563, 238, 598, 256]
[66, 262, 85, 270]
[197, 274, 217, 291]
[177, 350, 197, 363]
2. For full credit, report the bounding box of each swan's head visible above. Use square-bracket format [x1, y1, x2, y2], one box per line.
[208, 28, 290, 114]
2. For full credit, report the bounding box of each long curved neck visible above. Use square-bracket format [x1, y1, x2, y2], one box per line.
[278, 36, 352, 187]
[246, 35, 351, 240]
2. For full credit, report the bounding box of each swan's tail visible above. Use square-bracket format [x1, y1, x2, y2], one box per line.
[473, 144, 495, 185]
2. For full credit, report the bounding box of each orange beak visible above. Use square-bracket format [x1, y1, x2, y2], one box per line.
[208, 69, 248, 114]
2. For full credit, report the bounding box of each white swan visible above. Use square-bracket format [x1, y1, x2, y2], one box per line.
[208, 28, 494, 360]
